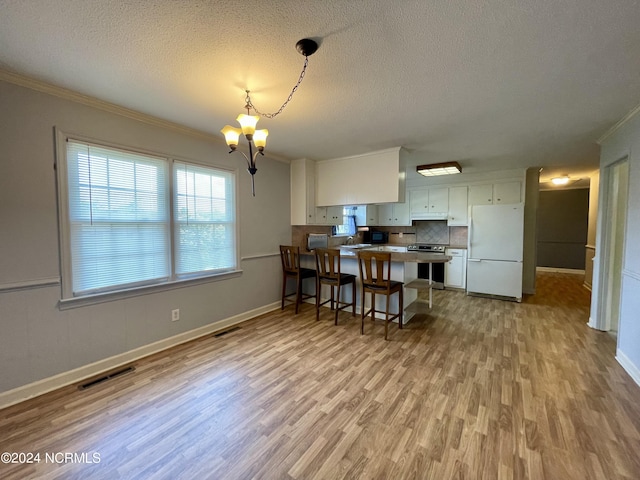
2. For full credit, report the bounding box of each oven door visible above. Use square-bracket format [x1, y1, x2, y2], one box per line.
[418, 260, 445, 290]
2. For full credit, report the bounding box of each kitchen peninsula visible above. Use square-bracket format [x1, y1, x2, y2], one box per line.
[301, 245, 450, 324]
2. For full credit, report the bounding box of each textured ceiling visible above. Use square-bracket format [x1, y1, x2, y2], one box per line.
[2, 0, 640, 186]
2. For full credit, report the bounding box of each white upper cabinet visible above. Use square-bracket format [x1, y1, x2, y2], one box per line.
[468, 184, 494, 205]
[354, 204, 378, 226]
[409, 187, 449, 219]
[468, 181, 521, 206]
[290, 158, 317, 225]
[291, 158, 346, 225]
[447, 186, 468, 226]
[493, 181, 522, 204]
[428, 188, 449, 213]
[377, 202, 410, 226]
[315, 205, 343, 225]
[316, 147, 407, 206]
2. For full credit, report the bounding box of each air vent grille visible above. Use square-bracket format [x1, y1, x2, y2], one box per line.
[78, 366, 135, 390]
[213, 326, 241, 337]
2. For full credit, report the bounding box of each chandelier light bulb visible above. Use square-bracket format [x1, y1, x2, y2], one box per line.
[253, 129, 269, 149]
[236, 114, 259, 137]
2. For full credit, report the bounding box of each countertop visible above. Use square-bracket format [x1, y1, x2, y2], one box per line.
[304, 245, 451, 263]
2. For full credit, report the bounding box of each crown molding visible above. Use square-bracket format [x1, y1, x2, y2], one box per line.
[598, 101, 640, 145]
[0, 69, 292, 164]
[0, 69, 223, 142]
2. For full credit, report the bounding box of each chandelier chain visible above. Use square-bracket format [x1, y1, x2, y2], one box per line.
[245, 56, 309, 119]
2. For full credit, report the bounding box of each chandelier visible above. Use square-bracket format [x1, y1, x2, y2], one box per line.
[221, 38, 319, 196]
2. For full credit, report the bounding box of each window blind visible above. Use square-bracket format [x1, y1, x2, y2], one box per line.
[66, 141, 170, 295]
[174, 162, 236, 276]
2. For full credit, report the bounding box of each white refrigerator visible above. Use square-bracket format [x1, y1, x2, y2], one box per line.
[467, 203, 524, 301]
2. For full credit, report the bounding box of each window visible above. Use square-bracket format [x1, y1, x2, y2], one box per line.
[174, 162, 235, 277]
[334, 206, 357, 236]
[59, 137, 237, 300]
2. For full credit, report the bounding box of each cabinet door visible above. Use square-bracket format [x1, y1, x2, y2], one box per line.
[315, 206, 328, 224]
[327, 206, 343, 224]
[366, 205, 378, 225]
[290, 158, 316, 225]
[494, 182, 521, 204]
[445, 249, 467, 288]
[428, 187, 449, 213]
[355, 205, 378, 226]
[448, 186, 468, 226]
[393, 202, 411, 225]
[468, 184, 494, 205]
[409, 189, 429, 215]
[377, 204, 393, 226]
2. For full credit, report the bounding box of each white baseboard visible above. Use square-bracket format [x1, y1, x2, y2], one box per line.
[536, 267, 585, 275]
[616, 350, 640, 387]
[587, 317, 599, 330]
[0, 302, 280, 409]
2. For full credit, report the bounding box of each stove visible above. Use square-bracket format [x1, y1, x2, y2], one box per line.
[407, 243, 446, 254]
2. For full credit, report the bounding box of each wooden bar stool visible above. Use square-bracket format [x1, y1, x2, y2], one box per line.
[314, 248, 356, 324]
[357, 250, 403, 340]
[279, 245, 316, 314]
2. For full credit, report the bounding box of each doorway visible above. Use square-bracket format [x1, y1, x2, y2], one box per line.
[600, 158, 629, 339]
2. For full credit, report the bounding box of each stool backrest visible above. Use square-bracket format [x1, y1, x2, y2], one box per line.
[280, 245, 301, 275]
[357, 250, 392, 288]
[315, 248, 341, 280]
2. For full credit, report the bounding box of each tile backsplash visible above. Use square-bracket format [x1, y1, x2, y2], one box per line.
[290, 222, 468, 250]
[415, 221, 449, 244]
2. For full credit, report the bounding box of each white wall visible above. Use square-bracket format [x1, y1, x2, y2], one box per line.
[0, 79, 292, 401]
[593, 108, 640, 384]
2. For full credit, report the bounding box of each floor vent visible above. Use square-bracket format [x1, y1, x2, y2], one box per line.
[213, 326, 241, 337]
[78, 366, 135, 390]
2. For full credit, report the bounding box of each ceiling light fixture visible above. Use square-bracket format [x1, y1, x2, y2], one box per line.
[221, 38, 319, 196]
[416, 161, 462, 177]
[551, 176, 570, 185]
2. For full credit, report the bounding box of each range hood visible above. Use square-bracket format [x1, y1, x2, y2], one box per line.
[411, 211, 448, 221]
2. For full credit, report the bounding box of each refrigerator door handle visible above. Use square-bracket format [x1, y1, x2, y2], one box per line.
[468, 258, 481, 262]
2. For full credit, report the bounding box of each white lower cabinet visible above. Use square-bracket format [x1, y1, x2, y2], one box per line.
[444, 248, 467, 289]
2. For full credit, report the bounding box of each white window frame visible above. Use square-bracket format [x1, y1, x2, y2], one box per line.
[55, 129, 241, 307]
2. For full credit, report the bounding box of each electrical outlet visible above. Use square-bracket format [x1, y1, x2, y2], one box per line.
[171, 309, 180, 321]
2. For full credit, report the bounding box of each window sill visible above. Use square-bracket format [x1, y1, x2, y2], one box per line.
[58, 269, 243, 310]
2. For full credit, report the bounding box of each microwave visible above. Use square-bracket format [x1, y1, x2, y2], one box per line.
[366, 231, 389, 244]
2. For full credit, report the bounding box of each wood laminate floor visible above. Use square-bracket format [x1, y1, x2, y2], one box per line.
[1, 272, 639, 479]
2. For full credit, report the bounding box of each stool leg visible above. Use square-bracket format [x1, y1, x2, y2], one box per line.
[295, 276, 302, 314]
[316, 279, 321, 321]
[360, 288, 365, 335]
[371, 293, 375, 322]
[281, 275, 287, 310]
[399, 289, 403, 329]
[334, 283, 341, 325]
[351, 280, 356, 317]
[385, 293, 390, 341]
